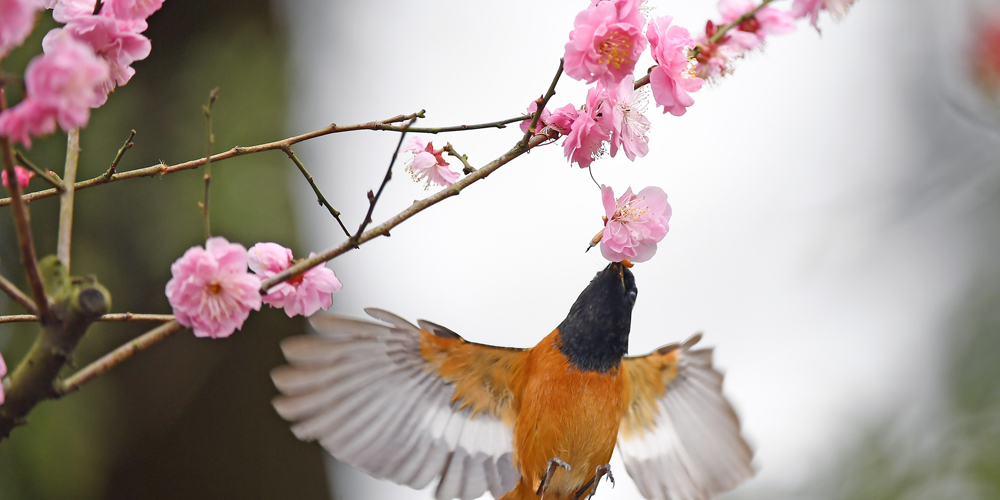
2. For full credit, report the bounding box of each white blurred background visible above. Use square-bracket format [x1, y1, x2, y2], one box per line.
[278, 0, 1000, 499]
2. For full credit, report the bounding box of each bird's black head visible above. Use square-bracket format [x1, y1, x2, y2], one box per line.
[556, 262, 637, 372]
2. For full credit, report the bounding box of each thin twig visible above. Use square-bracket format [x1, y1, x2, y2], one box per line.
[442, 143, 475, 174]
[200, 88, 219, 239]
[280, 145, 351, 238]
[103, 129, 136, 181]
[0, 88, 48, 317]
[519, 59, 564, 149]
[14, 151, 65, 192]
[0, 313, 174, 323]
[57, 128, 80, 269]
[398, 116, 525, 134]
[0, 273, 38, 315]
[350, 116, 419, 246]
[0, 110, 548, 207]
[55, 320, 183, 397]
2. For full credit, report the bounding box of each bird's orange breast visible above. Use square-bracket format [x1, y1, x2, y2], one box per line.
[505, 329, 626, 500]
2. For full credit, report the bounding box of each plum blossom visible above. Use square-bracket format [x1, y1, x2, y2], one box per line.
[2, 165, 34, 190]
[974, 16, 1000, 93]
[564, 0, 648, 86]
[0, 350, 6, 405]
[693, 22, 753, 80]
[0, 35, 109, 147]
[404, 137, 459, 188]
[546, 103, 580, 135]
[646, 15, 703, 116]
[249, 243, 342, 318]
[562, 84, 611, 168]
[165, 237, 262, 339]
[110, 0, 165, 21]
[0, 0, 40, 58]
[606, 75, 650, 161]
[718, 0, 795, 48]
[519, 99, 552, 135]
[791, 0, 855, 29]
[600, 184, 671, 263]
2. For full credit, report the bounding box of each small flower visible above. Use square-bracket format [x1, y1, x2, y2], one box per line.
[718, 0, 795, 46]
[791, 0, 855, 30]
[109, 0, 165, 21]
[693, 22, 753, 80]
[607, 75, 650, 161]
[165, 237, 262, 339]
[600, 184, 671, 263]
[0, 35, 109, 147]
[562, 84, 611, 168]
[564, 0, 648, 86]
[2, 165, 35, 190]
[646, 15, 703, 116]
[0, 349, 6, 404]
[546, 103, 580, 135]
[973, 15, 1000, 94]
[249, 242, 342, 318]
[519, 99, 552, 136]
[404, 137, 459, 188]
[0, 0, 40, 58]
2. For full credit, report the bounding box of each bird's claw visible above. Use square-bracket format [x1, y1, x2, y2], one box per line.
[536, 457, 572, 496]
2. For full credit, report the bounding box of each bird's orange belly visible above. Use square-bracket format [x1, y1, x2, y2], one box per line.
[512, 357, 625, 499]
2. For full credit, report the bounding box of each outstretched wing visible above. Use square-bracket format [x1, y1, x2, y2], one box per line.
[618, 334, 754, 500]
[271, 308, 523, 500]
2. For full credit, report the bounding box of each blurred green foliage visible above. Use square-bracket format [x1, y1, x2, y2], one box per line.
[0, 2, 328, 499]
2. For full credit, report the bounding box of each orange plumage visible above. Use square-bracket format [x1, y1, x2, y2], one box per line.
[272, 262, 753, 500]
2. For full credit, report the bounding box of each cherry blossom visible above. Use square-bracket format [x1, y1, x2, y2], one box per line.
[404, 137, 459, 188]
[249, 243, 342, 318]
[719, 0, 795, 47]
[0, 0, 40, 58]
[546, 103, 580, 135]
[165, 237, 262, 339]
[974, 16, 1000, 92]
[600, 184, 671, 263]
[562, 84, 611, 168]
[607, 75, 650, 161]
[2, 165, 34, 190]
[109, 0, 165, 21]
[520, 99, 552, 136]
[791, 0, 855, 29]
[0, 35, 109, 147]
[564, 0, 648, 86]
[646, 15, 703, 116]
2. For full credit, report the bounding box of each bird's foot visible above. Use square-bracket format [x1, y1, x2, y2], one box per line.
[536, 457, 572, 496]
[573, 463, 614, 500]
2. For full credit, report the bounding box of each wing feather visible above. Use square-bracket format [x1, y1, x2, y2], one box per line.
[618, 335, 754, 500]
[272, 310, 523, 500]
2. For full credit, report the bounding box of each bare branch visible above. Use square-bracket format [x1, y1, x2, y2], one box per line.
[280, 145, 351, 238]
[57, 128, 80, 269]
[102, 129, 136, 181]
[0, 273, 38, 315]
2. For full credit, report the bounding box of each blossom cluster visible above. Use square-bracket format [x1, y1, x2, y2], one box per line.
[0, 0, 162, 147]
[166, 238, 342, 339]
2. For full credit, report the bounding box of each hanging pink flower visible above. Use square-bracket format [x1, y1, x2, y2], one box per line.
[791, 0, 855, 29]
[519, 99, 552, 136]
[718, 0, 795, 47]
[562, 84, 611, 168]
[0, 349, 6, 404]
[2, 165, 34, 190]
[0, 35, 109, 147]
[607, 75, 650, 161]
[646, 15, 703, 116]
[43, 16, 151, 105]
[0, 0, 40, 58]
[404, 137, 459, 188]
[600, 184, 671, 263]
[165, 237, 262, 339]
[249, 243, 342, 318]
[564, 0, 648, 86]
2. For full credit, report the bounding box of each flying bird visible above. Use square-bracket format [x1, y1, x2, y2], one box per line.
[271, 262, 753, 500]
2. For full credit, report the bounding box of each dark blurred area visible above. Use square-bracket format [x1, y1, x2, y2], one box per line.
[0, 1, 329, 499]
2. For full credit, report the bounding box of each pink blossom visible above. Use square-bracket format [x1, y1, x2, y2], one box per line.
[564, 0, 648, 86]
[718, 0, 795, 47]
[44, 15, 151, 105]
[109, 0, 164, 21]
[0, 350, 6, 404]
[0, 0, 40, 58]
[693, 24, 751, 80]
[2, 165, 35, 190]
[562, 84, 611, 168]
[646, 15, 703, 116]
[249, 243, 342, 318]
[974, 16, 1000, 92]
[404, 137, 459, 188]
[546, 103, 580, 135]
[600, 184, 671, 263]
[607, 75, 650, 161]
[519, 99, 552, 135]
[52, 0, 151, 31]
[791, 0, 855, 29]
[165, 237, 262, 339]
[0, 35, 109, 147]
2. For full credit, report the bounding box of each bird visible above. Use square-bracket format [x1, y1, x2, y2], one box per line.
[271, 261, 753, 500]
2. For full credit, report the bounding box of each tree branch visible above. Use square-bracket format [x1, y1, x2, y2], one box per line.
[54, 320, 183, 397]
[0, 88, 48, 318]
[519, 59, 564, 149]
[442, 143, 475, 175]
[350, 116, 419, 246]
[57, 128, 81, 269]
[0, 272, 38, 315]
[200, 88, 219, 239]
[280, 145, 351, 238]
[15, 150, 65, 192]
[102, 129, 136, 181]
[0, 313, 174, 323]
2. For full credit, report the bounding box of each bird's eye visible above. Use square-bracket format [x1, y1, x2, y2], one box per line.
[628, 290, 637, 302]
